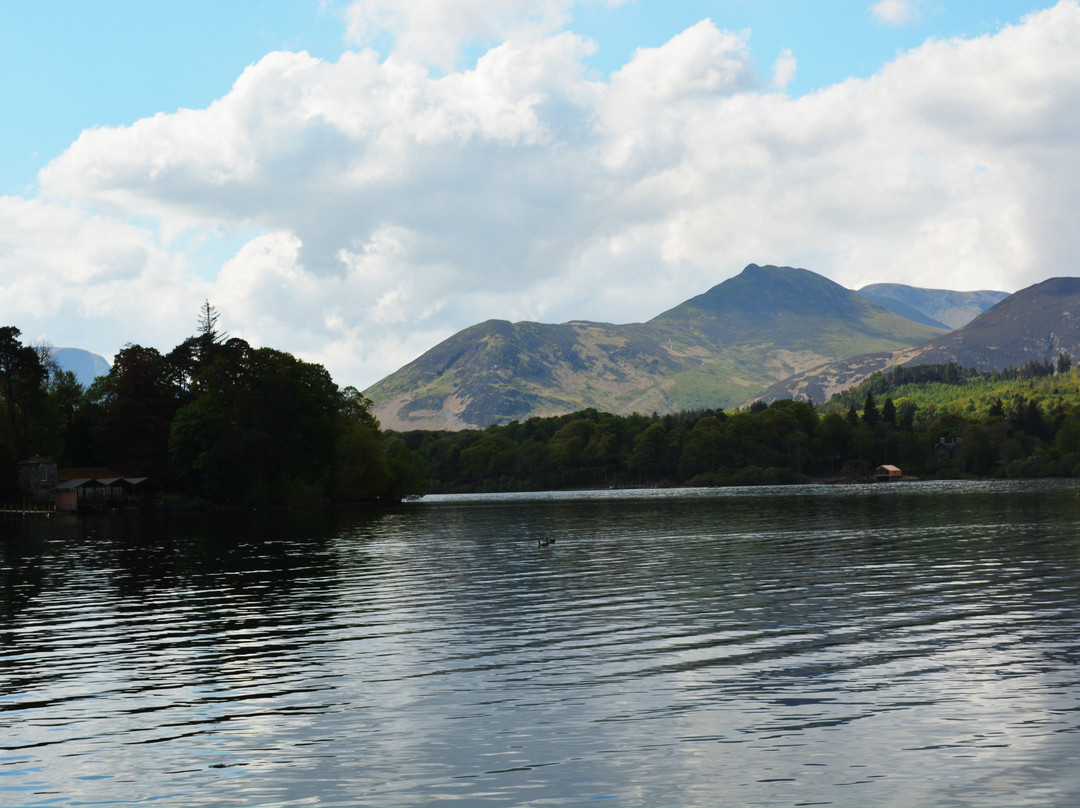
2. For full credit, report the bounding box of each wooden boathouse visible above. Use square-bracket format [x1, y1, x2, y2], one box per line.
[53, 476, 160, 513]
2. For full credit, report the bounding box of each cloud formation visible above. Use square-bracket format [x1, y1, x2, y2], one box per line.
[344, 0, 577, 69]
[8, 1, 1080, 389]
[870, 0, 920, 26]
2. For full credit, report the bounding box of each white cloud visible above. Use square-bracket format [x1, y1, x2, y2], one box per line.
[0, 195, 203, 360]
[871, 0, 919, 26]
[344, 0, 576, 70]
[772, 48, 797, 89]
[14, 1, 1080, 390]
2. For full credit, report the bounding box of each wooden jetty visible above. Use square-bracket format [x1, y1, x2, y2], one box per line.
[0, 504, 55, 517]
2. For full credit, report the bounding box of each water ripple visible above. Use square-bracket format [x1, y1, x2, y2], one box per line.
[2, 482, 1080, 806]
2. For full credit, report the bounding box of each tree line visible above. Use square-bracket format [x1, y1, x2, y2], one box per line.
[0, 305, 425, 505]
[7, 315, 1080, 503]
[396, 361, 1080, 492]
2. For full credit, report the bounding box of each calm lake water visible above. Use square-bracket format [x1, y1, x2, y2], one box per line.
[3, 480, 1080, 807]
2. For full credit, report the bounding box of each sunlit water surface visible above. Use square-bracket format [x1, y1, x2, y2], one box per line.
[3, 480, 1080, 806]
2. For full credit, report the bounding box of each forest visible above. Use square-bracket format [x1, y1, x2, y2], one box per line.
[0, 305, 426, 506]
[396, 357, 1080, 493]
[6, 302, 1080, 504]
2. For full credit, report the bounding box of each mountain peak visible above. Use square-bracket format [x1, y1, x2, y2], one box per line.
[759, 274, 1080, 405]
[1022, 276, 1080, 297]
[900, 275, 1080, 370]
[367, 264, 946, 429]
[651, 264, 871, 327]
[858, 283, 1009, 330]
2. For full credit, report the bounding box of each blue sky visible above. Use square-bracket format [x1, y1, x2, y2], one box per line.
[0, 1, 1075, 394]
[0, 1, 1042, 195]
[1, 1, 341, 194]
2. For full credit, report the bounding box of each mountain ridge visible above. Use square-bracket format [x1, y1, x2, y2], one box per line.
[857, 283, 1008, 330]
[367, 264, 955, 430]
[759, 276, 1080, 404]
[51, 347, 111, 388]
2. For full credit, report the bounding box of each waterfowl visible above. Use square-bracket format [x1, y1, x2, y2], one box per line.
[537, 537, 556, 547]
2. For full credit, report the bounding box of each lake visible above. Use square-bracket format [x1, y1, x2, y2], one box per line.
[3, 480, 1080, 806]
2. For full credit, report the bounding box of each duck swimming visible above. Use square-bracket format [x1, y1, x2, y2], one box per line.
[537, 537, 556, 547]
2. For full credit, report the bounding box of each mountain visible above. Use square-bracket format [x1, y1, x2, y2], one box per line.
[51, 347, 111, 387]
[903, 276, 1080, 368]
[366, 264, 946, 430]
[856, 284, 1008, 329]
[759, 276, 1080, 403]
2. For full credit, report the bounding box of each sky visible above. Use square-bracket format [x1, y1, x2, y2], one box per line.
[1, 0, 1077, 391]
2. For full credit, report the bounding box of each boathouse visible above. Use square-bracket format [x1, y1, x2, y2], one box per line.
[53, 476, 159, 513]
[875, 464, 903, 482]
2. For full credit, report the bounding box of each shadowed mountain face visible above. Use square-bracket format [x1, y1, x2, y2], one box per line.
[366, 264, 946, 430]
[52, 347, 111, 387]
[857, 284, 1008, 330]
[758, 277, 1080, 404]
[903, 277, 1080, 368]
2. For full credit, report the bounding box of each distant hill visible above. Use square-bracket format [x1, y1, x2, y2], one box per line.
[903, 276, 1080, 369]
[51, 347, 110, 387]
[759, 276, 1080, 403]
[856, 284, 1007, 330]
[366, 264, 946, 430]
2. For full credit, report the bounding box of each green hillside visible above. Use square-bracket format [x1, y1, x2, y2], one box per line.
[825, 358, 1080, 425]
[760, 276, 1080, 406]
[367, 264, 946, 430]
[398, 361, 1080, 495]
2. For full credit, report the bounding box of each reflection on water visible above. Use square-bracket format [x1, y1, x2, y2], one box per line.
[2, 480, 1080, 806]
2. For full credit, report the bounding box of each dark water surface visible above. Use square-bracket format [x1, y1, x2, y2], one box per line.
[3, 480, 1080, 806]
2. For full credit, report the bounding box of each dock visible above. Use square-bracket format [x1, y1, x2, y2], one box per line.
[0, 505, 55, 517]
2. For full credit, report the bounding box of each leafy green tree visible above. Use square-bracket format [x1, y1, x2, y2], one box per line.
[549, 419, 594, 474]
[169, 393, 243, 500]
[881, 397, 896, 426]
[816, 412, 851, 472]
[332, 419, 392, 501]
[846, 405, 859, 427]
[458, 431, 517, 487]
[961, 423, 998, 475]
[383, 436, 428, 499]
[48, 370, 83, 435]
[849, 424, 877, 466]
[95, 345, 177, 476]
[166, 301, 230, 398]
[862, 392, 880, 427]
[241, 348, 339, 486]
[583, 415, 625, 475]
[677, 416, 728, 479]
[0, 327, 48, 457]
[46, 370, 85, 463]
[630, 422, 668, 475]
[339, 386, 380, 428]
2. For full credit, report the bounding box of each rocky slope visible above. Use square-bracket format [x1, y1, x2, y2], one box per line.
[759, 276, 1080, 403]
[367, 264, 946, 430]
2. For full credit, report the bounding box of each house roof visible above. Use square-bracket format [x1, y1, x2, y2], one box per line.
[54, 476, 154, 490]
[54, 478, 96, 490]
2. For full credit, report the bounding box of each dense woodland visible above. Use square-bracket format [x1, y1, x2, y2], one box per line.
[397, 355, 1080, 493]
[0, 306, 426, 505]
[5, 303, 1080, 503]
